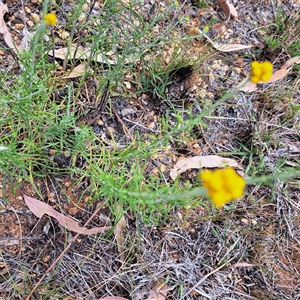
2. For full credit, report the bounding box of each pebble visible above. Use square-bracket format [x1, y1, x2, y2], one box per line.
[234, 67, 241, 74]
[31, 13, 40, 23]
[59, 30, 70, 39]
[251, 219, 257, 225]
[15, 23, 25, 30]
[82, 3, 89, 11]
[241, 218, 249, 224]
[26, 20, 34, 28]
[78, 12, 86, 22]
[31, 0, 38, 3]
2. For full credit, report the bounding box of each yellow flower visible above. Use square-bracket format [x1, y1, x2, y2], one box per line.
[200, 168, 246, 208]
[44, 13, 57, 26]
[250, 61, 273, 83]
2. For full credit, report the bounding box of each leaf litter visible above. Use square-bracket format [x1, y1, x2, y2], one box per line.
[22, 192, 111, 235]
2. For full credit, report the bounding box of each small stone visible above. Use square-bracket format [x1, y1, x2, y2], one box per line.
[82, 3, 89, 11]
[251, 219, 257, 225]
[159, 164, 166, 172]
[15, 23, 24, 30]
[64, 181, 72, 188]
[78, 12, 86, 22]
[58, 30, 70, 39]
[68, 207, 78, 215]
[26, 20, 34, 28]
[107, 127, 115, 135]
[241, 218, 249, 224]
[234, 67, 241, 74]
[123, 81, 131, 89]
[31, 13, 40, 23]
[31, 0, 38, 3]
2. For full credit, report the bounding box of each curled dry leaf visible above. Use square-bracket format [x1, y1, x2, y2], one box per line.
[212, 0, 238, 30]
[170, 155, 242, 180]
[22, 193, 112, 235]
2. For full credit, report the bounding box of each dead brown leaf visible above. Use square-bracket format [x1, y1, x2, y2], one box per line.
[212, 0, 238, 30]
[170, 155, 242, 180]
[49, 45, 137, 65]
[204, 35, 258, 52]
[147, 281, 168, 300]
[22, 193, 111, 235]
[0, 2, 21, 53]
[59, 63, 93, 79]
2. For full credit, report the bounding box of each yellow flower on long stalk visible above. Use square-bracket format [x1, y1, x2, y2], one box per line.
[44, 13, 57, 26]
[200, 168, 246, 208]
[250, 61, 273, 83]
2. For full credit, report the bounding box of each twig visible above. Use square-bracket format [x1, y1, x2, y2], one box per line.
[123, 117, 160, 133]
[199, 122, 215, 153]
[112, 107, 134, 141]
[25, 205, 106, 300]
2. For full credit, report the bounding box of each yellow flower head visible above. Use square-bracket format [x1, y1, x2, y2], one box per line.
[250, 61, 273, 83]
[44, 13, 57, 26]
[200, 168, 246, 208]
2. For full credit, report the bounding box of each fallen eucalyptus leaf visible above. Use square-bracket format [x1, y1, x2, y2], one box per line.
[204, 35, 258, 52]
[22, 193, 111, 235]
[170, 155, 242, 180]
[212, 0, 238, 30]
[59, 63, 93, 79]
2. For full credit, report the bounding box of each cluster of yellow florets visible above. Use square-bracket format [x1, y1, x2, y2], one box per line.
[44, 13, 57, 26]
[200, 168, 246, 208]
[250, 61, 273, 83]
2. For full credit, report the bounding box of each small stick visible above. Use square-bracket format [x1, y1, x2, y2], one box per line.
[112, 106, 134, 142]
[25, 205, 106, 300]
